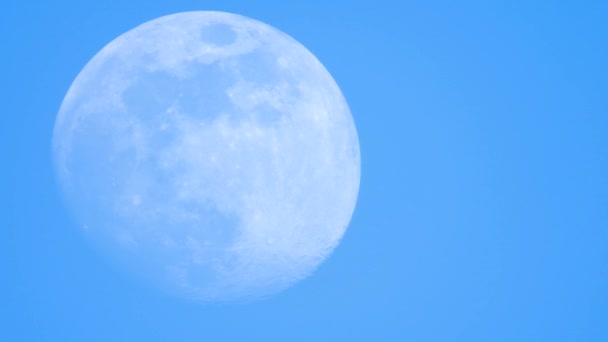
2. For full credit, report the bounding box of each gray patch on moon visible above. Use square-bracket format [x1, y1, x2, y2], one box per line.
[200, 23, 238, 46]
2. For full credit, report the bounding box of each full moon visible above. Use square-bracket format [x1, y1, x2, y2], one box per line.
[53, 11, 360, 301]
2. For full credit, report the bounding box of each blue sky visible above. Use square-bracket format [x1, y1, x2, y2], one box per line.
[3, 0, 607, 341]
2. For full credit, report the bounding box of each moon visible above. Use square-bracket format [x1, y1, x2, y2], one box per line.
[53, 11, 360, 301]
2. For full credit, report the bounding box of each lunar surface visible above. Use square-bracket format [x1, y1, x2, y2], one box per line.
[53, 11, 360, 301]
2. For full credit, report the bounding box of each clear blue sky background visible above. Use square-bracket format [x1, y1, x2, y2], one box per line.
[2, 1, 607, 340]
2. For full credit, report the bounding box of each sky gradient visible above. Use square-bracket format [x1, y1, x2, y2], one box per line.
[3, 1, 608, 340]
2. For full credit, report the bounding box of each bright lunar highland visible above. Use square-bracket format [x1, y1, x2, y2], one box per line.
[53, 11, 360, 301]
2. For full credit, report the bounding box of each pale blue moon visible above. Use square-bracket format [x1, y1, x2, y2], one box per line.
[53, 11, 360, 301]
